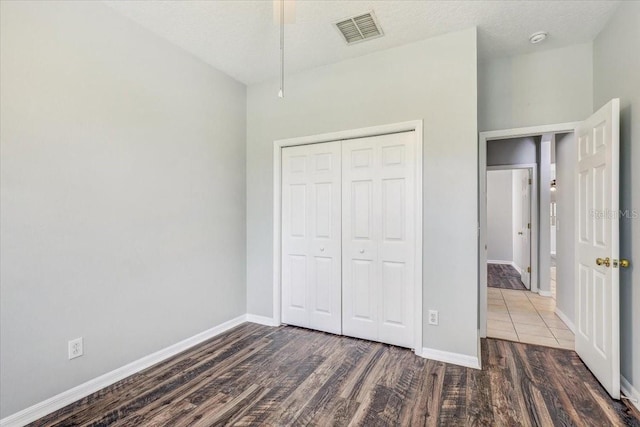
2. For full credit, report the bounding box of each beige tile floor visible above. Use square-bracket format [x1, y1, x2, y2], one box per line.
[488, 287, 574, 350]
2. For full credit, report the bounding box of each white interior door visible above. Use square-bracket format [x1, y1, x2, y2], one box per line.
[520, 170, 531, 289]
[342, 132, 415, 348]
[281, 141, 342, 334]
[575, 99, 620, 399]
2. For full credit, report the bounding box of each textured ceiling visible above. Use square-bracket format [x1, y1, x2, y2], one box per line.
[104, 0, 621, 85]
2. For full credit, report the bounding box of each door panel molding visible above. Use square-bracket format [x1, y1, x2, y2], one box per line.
[281, 142, 342, 334]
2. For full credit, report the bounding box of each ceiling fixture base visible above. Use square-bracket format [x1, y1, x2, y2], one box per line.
[529, 31, 548, 44]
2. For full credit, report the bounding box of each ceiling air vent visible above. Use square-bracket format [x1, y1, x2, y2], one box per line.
[334, 12, 384, 45]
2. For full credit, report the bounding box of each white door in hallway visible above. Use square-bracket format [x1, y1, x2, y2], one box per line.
[518, 170, 532, 289]
[342, 132, 416, 348]
[281, 141, 342, 334]
[575, 98, 620, 399]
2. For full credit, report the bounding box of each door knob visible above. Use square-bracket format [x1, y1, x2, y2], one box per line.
[596, 257, 611, 267]
[620, 259, 630, 268]
[359, 249, 364, 254]
[518, 231, 524, 235]
[320, 247, 325, 252]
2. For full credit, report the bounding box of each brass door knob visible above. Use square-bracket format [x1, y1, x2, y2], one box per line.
[596, 257, 611, 267]
[620, 259, 630, 268]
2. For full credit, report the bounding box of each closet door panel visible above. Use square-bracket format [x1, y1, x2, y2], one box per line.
[342, 132, 415, 348]
[378, 133, 415, 347]
[342, 138, 380, 341]
[282, 148, 311, 327]
[282, 142, 341, 334]
[308, 143, 342, 334]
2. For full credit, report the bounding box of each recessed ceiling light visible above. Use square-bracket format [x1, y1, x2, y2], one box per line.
[529, 31, 548, 44]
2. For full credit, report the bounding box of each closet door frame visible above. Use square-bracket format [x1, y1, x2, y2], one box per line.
[273, 120, 424, 356]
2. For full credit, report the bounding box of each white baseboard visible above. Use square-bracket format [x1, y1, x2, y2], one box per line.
[621, 376, 640, 412]
[487, 260, 513, 265]
[554, 307, 575, 333]
[512, 263, 522, 275]
[420, 347, 481, 370]
[0, 315, 246, 427]
[538, 290, 553, 297]
[245, 314, 279, 327]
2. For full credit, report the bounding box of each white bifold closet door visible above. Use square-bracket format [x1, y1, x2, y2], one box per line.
[342, 132, 416, 348]
[281, 141, 342, 334]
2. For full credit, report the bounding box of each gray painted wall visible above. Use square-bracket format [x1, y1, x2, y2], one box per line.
[487, 171, 514, 262]
[593, 0, 640, 398]
[487, 137, 538, 167]
[554, 133, 576, 325]
[479, 43, 593, 132]
[0, 1, 247, 417]
[246, 29, 479, 357]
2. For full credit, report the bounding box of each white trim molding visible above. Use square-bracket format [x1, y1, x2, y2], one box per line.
[0, 315, 246, 427]
[420, 347, 481, 370]
[245, 314, 279, 327]
[273, 120, 424, 355]
[554, 307, 575, 333]
[480, 122, 581, 141]
[487, 260, 513, 265]
[538, 290, 553, 298]
[621, 376, 640, 412]
[511, 263, 523, 275]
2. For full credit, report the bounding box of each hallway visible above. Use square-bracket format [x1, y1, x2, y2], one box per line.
[487, 288, 574, 350]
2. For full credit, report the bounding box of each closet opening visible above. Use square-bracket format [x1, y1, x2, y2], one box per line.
[272, 121, 424, 355]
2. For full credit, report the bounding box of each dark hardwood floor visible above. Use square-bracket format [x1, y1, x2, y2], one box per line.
[31, 323, 639, 426]
[488, 263, 527, 290]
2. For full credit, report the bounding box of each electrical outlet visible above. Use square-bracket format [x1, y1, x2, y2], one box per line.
[68, 337, 83, 360]
[428, 310, 439, 326]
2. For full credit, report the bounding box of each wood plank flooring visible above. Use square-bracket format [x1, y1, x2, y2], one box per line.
[31, 323, 640, 426]
[488, 263, 527, 290]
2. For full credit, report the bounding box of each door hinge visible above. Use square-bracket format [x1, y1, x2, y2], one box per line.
[527, 223, 531, 229]
[528, 178, 532, 185]
[527, 266, 531, 273]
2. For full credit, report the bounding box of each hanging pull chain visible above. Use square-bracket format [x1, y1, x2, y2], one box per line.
[278, 0, 285, 98]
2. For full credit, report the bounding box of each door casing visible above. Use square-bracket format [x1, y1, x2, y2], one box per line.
[273, 120, 424, 355]
[478, 122, 579, 345]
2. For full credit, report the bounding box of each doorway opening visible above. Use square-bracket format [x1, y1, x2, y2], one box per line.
[486, 166, 534, 292]
[479, 100, 622, 400]
[480, 127, 577, 351]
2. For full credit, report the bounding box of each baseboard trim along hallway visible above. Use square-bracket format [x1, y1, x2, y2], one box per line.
[554, 307, 576, 333]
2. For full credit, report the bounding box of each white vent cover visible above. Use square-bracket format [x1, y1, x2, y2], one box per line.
[334, 12, 384, 45]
